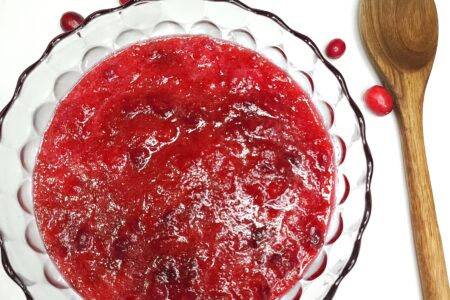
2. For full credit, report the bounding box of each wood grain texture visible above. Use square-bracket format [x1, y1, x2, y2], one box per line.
[359, 0, 449, 299]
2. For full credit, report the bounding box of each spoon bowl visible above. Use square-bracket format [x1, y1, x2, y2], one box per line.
[360, 0, 438, 76]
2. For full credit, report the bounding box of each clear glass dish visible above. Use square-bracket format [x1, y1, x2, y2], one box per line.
[0, 0, 373, 299]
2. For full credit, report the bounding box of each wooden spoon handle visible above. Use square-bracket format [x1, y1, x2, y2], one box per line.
[397, 82, 450, 300]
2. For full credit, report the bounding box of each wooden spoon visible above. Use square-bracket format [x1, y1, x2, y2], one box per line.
[359, 0, 449, 299]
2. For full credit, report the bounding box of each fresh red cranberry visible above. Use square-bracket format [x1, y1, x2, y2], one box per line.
[120, 0, 131, 5]
[60, 12, 84, 32]
[364, 85, 394, 116]
[326, 38, 346, 59]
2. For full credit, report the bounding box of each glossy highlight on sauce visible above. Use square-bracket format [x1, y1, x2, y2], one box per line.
[33, 36, 336, 300]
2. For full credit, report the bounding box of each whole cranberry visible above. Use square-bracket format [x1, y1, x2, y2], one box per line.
[326, 38, 346, 59]
[60, 12, 84, 32]
[364, 85, 394, 116]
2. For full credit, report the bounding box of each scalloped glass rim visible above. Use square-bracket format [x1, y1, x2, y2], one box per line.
[0, 0, 373, 299]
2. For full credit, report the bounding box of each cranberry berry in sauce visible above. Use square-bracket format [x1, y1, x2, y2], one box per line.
[33, 36, 336, 300]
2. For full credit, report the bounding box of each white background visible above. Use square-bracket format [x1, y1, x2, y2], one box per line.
[0, 0, 449, 299]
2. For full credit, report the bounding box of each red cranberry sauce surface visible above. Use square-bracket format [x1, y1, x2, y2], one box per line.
[33, 36, 336, 300]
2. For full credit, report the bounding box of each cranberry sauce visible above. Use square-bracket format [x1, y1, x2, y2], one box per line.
[33, 36, 336, 300]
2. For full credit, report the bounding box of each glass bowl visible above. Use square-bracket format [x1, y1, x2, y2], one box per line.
[0, 0, 373, 299]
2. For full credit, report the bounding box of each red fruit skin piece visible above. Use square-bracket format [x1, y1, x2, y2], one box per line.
[364, 85, 394, 116]
[120, 0, 131, 5]
[60, 12, 84, 32]
[326, 38, 346, 59]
